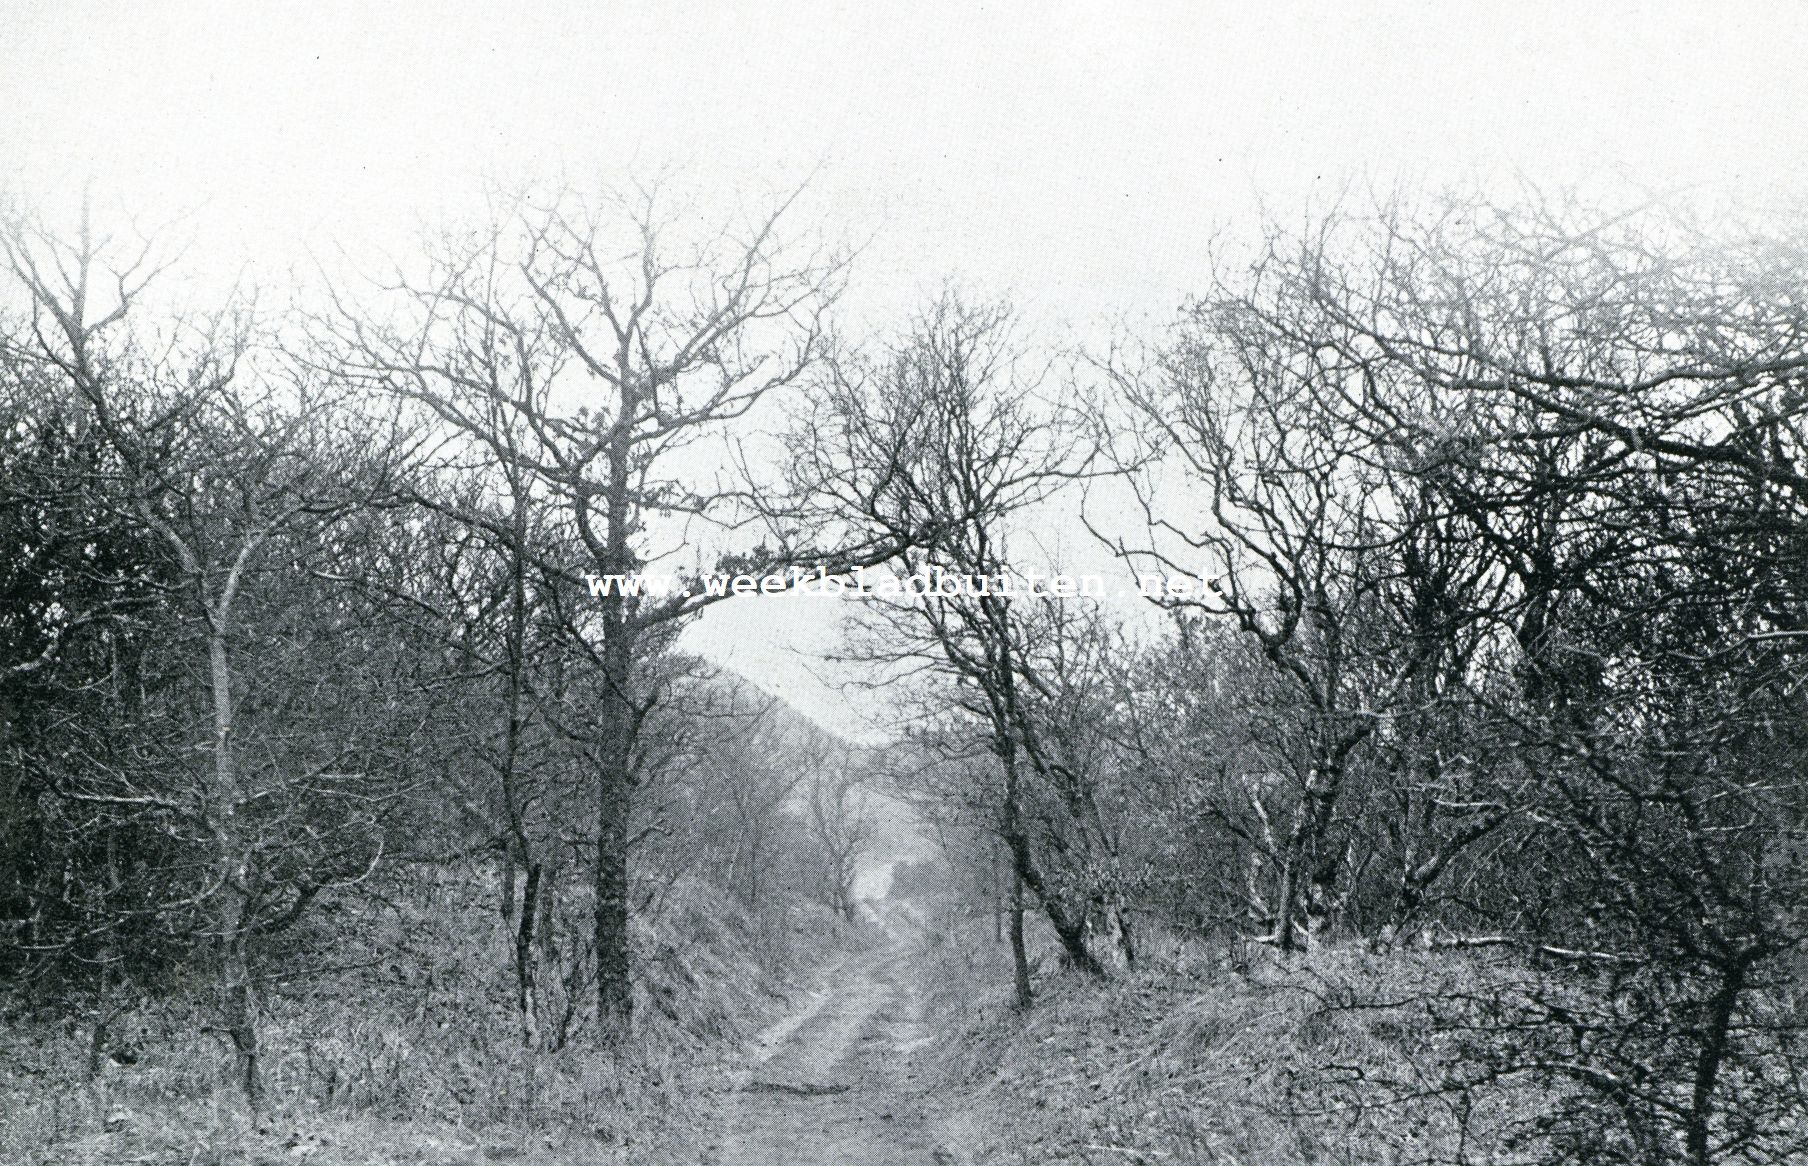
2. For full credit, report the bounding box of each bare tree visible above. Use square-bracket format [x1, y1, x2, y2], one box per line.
[0, 200, 412, 1105]
[328, 179, 849, 1037]
[790, 291, 1109, 1004]
[805, 758, 875, 923]
[1102, 282, 1432, 951]
[1119, 191, 1808, 1164]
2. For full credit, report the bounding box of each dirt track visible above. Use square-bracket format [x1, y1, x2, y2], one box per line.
[695, 911, 969, 1165]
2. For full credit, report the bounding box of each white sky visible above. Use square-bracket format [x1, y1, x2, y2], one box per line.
[7, 0, 1808, 737]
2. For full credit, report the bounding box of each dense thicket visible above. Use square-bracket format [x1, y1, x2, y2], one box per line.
[3, 186, 1806, 1164]
[846, 197, 1808, 1164]
[0, 191, 881, 1126]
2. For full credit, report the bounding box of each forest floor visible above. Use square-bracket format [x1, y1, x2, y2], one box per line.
[1, 899, 1617, 1164]
[683, 903, 983, 1166]
[5, 903, 1016, 1166]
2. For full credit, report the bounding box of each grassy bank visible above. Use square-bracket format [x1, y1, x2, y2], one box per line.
[0, 872, 862, 1166]
[921, 924, 1568, 1164]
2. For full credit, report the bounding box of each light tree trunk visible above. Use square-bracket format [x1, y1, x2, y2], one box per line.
[501, 492, 541, 1048]
[206, 623, 259, 1107]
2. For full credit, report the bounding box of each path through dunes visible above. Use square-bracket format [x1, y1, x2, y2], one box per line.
[695, 907, 972, 1165]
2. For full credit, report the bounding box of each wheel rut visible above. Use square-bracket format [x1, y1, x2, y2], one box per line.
[696, 918, 966, 1165]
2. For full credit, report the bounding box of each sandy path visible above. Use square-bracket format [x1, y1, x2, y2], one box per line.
[693, 913, 962, 1166]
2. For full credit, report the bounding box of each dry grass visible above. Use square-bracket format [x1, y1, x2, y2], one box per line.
[922, 925, 1553, 1165]
[0, 872, 861, 1165]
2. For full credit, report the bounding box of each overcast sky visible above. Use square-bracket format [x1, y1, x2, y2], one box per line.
[6, 0, 1807, 737]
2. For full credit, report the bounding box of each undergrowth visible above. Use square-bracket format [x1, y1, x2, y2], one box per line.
[0, 870, 859, 1166]
[919, 921, 1558, 1165]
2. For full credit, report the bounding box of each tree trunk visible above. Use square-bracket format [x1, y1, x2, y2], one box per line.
[1273, 852, 1303, 953]
[515, 862, 542, 1048]
[593, 642, 636, 1040]
[594, 757, 633, 1038]
[998, 742, 1035, 1007]
[992, 849, 1005, 945]
[220, 929, 259, 1108]
[998, 739, 1105, 985]
[1685, 953, 1751, 1166]
[1008, 867, 1032, 1010]
[1274, 752, 1356, 953]
[207, 627, 259, 1107]
[502, 500, 538, 1045]
[592, 403, 640, 1042]
[1034, 880, 1106, 977]
[1112, 905, 1137, 969]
